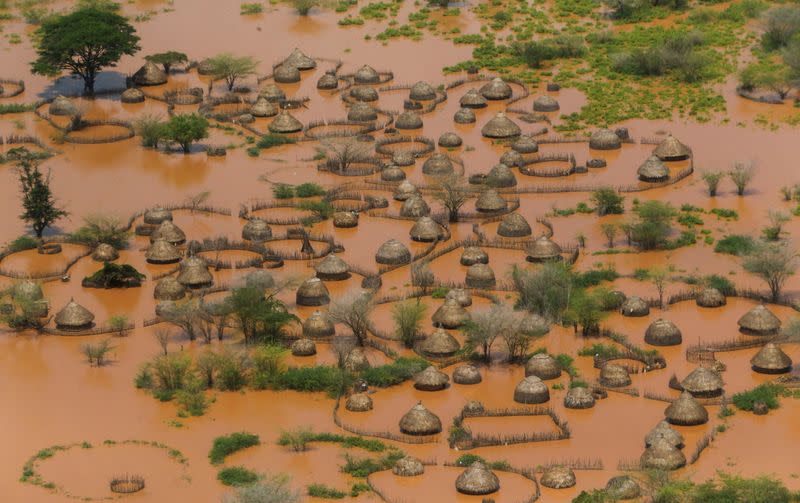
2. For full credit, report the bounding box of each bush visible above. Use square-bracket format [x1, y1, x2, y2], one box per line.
[8, 235, 39, 252]
[221, 474, 300, 503]
[133, 114, 166, 148]
[703, 274, 735, 295]
[240, 3, 263, 14]
[292, 0, 317, 15]
[175, 376, 210, 416]
[294, 183, 326, 198]
[82, 262, 144, 288]
[297, 200, 334, 220]
[277, 427, 314, 452]
[732, 383, 786, 411]
[515, 35, 585, 68]
[275, 365, 351, 396]
[250, 345, 287, 389]
[216, 351, 249, 391]
[257, 134, 296, 149]
[392, 299, 427, 348]
[209, 432, 261, 464]
[341, 451, 403, 477]
[762, 6, 800, 50]
[308, 484, 346, 499]
[574, 267, 619, 287]
[218, 466, 260, 486]
[69, 214, 130, 249]
[591, 188, 624, 216]
[272, 184, 295, 199]
[360, 357, 429, 387]
[611, 31, 711, 82]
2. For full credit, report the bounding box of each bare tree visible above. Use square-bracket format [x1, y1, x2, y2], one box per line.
[185, 191, 210, 214]
[728, 161, 756, 196]
[332, 336, 356, 369]
[601, 223, 617, 248]
[743, 243, 798, 301]
[431, 174, 469, 223]
[153, 329, 172, 356]
[81, 339, 114, 366]
[327, 290, 375, 346]
[322, 140, 371, 174]
[466, 304, 524, 362]
[410, 262, 434, 290]
[161, 299, 202, 341]
[763, 210, 790, 241]
[649, 267, 669, 309]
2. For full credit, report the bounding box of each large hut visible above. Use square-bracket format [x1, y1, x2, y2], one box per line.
[525, 353, 561, 380]
[422, 153, 454, 175]
[525, 235, 562, 262]
[375, 239, 411, 265]
[393, 150, 415, 167]
[273, 63, 301, 83]
[400, 194, 430, 217]
[143, 206, 172, 225]
[589, 129, 621, 150]
[150, 220, 186, 245]
[314, 255, 350, 281]
[454, 107, 476, 124]
[283, 48, 316, 70]
[242, 218, 272, 242]
[479, 77, 512, 100]
[414, 366, 450, 391]
[521, 313, 550, 335]
[259, 84, 286, 102]
[344, 347, 370, 371]
[460, 88, 487, 108]
[176, 255, 213, 288]
[653, 134, 691, 161]
[350, 85, 379, 102]
[396, 111, 423, 130]
[132, 61, 167, 86]
[620, 296, 650, 317]
[665, 391, 708, 426]
[431, 298, 469, 329]
[606, 475, 642, 500]
[481, 112, 520, 138]
[354, 65, 380, 84]
[409, 81, 436, 101]
[345, 393, 372, 412]
[153, 276, 186, 301]
[497, 213, 531, 237]
[540, 466, 576, 489]
[296, 277, 330, 306]
[291, 338, 317, 357]
[644, 319, 682, 346]
[564, 386, 595, 409]
[460, 246, 488, 266]
[49, 95, 78, 116]
[637, 155, 670, 182]
[446, 288, 472, 307]
[91, 243, 119, 262]
[465, 263, 496, 289]
[251, 96, 278, 118]
[738, 304, 781, 335]
[399, 402, 442, 435]
[640, 438, 686, 471]
[393, 456, 424, 477]
[410, 217, 442, 242]
[645, 420, 684, 449]
[455, 461, 500, 495]
[681, 367, 724, 398]
[54, 299, 95, 330]
[486, 163, 517, 188]
[382, 165, 406, 182]
[475, 189, 508, 212]
[696, 287, 726, 308]
[303, 310, 335, 338]
[599, 364, 631, 388]
[394, 180, 419, 201]
[533, 95, 560, 112]
[438, 132, 462, 148]
[146, 239, 182, 264]
[751, 343, 793, 374]
[513, 375, 550, 404]
[421, 328, 461, 357]
[348, 102, 377, 122]
[512, 135, 539, 154]
[453, 364, 482, 385]
[269, 110, 303, 134]
[333, 211, 359, 228]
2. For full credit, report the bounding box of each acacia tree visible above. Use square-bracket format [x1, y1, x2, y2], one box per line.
[17, 160, 68, 238]
[145, 51, 188, 73]
[601, 223, 617, 248]
[729, 161, 757, 196]
[207, 53, 258, 91]
[432, 174, 469, 223]
[228, 286, 297, 345]
[31, 7, 140, 95]
[743, 243, 798, 301]
[465, 304, 523, 361]
[163, 113, 209, 153]
[328, 290, 375, 346]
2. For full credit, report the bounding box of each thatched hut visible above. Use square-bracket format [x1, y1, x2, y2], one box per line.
[564, 386, 595, 409]
[120, 87, 145, 103]
[91, 243, 119, 262]
[393, 180, 419, 202]
[296, 277, 330, 306]
[463, 400, 484, 414]
[665, 391, 708, 426]
[638, 155, 669, 182]
[453, 364, 482, 385]
[620, 296, 649, 317]
[497, 213, 531, 237]
[354, 65, 380, 84]
[409, 81, 436, 101]
[421, 327, 461, 357]
[153, 276, 186, 301]
[314, 254, 350, 281]
[392, 150, 415, 167]
[345, 392, 372, 412]
[486, 163, 517, 188]
[696, 287, 726, 308]
[348, 102, 377, 122]
[396, 111, 423, 130]
[393, 456, 424, 476]
[446, 288, 472, 307]
[525, 235, 562, 261]
[466, 263, 496, 289]
[640, 438, 686, 471]
[511, 135, 539, 154]
[303, 310, 335, 338]
[273, 63, 300, 83]
[410, 216, 442, 242]
[599, 364, 631, 388]
[653, 135, 690, 161]
[606, 475, 641, 500]
[132, 61, 167, 86]
[438, 132, 462, 148]
[333, 211, 359, 228]
[49, 95, 77, 116]
[521, 313, 550, 335]
[751, 343, 793, 374]
[382, 166, 406, 181]
[54, 298, 95, 330]
[681, 367, 724, 398]
[513, 375, 550, 404]
[251, 96, 278, 118]
[645, 420, 684, 449]
[432, 298, 469, 329]
[144, 206, 172, 225]
[283, 48, 316, 70]
[644, 319, 682, 346]
[422, 153, 454, 175]
[481, 112, 520, 138]
[245, 270, 275, 290]
[146, 239, 181, 264]
[525, 353, 561, 380]
[317, 72, 338, 90]
[480, 77, 512, 100]
[533, 95, 560, 112]
[540, 466, 576, 489]
[242, 218, 272, 242]
[738, 304, 781, 335]
[269, 110, 303, 134]
[259, 84, 286, 102]
[291, 338, 317, 356]
[344, 347, 370, 371]
[455, 461, 500, 495]
[475, 189, 508, 212]
[414, 366, 450, 391]
[460, 88, 487, 108]
[460, 246, 488, 266]
[454, 107, 476, 124]
[400, 194, 430, 218]
[500, 149, 523, 168]
[176, 255, 213, 288]
[399, 402, 442, 435]
[375, 239, 411, 265]
[589, 129, 621, 150]
[150, 220, 186, 245]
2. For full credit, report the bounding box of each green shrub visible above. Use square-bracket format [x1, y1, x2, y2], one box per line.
[574, 267, 619, 287]
[8, 235, 39, 252]
[360, 357, 429, 387]
[714, 234, 756, 256]
[294, 183, 326, 198]
[297, 200, 334, 220]
[257, 134, 296, 149]
[275, 365, 351, 396]
[272, 184, 294, 199]
[0, 103, 34, 114]
[308, 484, 346, 499]
[218, 466, 260, 486]
[240, 3, 263, 14]
[703, 274, 735, 295]
[209, 432, 261, 464]
[350, 482, 371, 497]
[175, 377, 210, 416]
[277, 427, 314, 452]
[82, 262, 144, 288]
[710, 208, 738, 220]
[249, 345, 287, 389]
[677, 213, 704, 227]
[732, 383, 786, 411]
[341, 451, 403, 477]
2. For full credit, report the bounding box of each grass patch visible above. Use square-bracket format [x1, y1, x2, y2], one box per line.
[218, 466, 260, 486]
[360, 357, 429, 387]
[275, 365, 352, 396]
[308, 484, 346, 499]
[209, 432, 260, 464]
[732, 383, 788, 411]
[714, 234, 756, 256]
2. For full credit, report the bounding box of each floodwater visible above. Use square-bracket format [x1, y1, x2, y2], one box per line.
[2, 0, 800, 502]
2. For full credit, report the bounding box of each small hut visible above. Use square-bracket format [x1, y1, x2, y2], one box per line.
[454, 108, 476, 124]
[486, 163, 517, 188]
[453, 364, 482, 385]
[144, 207, 172, 225]
[146, 239, 182, 264]
[375, 239, 411, 265]
[564, 386, 595, 409]
[460, 246, 488, 266]
[317, 72, 338, 90]
[589, 129, 622, 150]
[150, 220, 186, 245]
[513, 375, 550, 404]
[354, 65, 380, 84]
[269, 111, 303, 134]
[463, 400, 484, 414]
[421, 328, 461, 357]
[333, 211, 359, 228]
[751, 343, 793, 374]
[533, 95, 560, 112]
[259, 84, 286, 102]
[296, 277, 330, 306]
[410, 217, 442, 242]
[393, 457, 424, 476]
[481, 112, 521, 138]
[480, 77, 512, 100]
[599, 364, 631, 388]
[176, 255, 213, 288]
[606, 475, 641, 500]
[653, 135, 691, 161]
[455, 461, 500, 495]
[54, 299, 95, 330]
[394, 180, 419, 201]
[438, 132, 462, 148]
[348, 102, 377, 122]
[409, 81, 436, 101]
[738, 304, 781, 335]
[681, 367, 724, 398]
[422, 153, 454, 175]
[121, 88, 145, 103]
[392, 150, 415, 167]
[460, 88, 487, 108]
[475, 189, 508, 212]
[465, 263, 496, 289]
[344, 347, 370, 371]
[665, 391, 708, 426]
[314, 255, 350, 281]
[283, 48, 316, 70]
[525, 235, 562, 262]
[500, 149, 523, 168]
[637, 155, 669, 182]
[645, 420, 684, 449]
[251, 96, 278, 118]
[400, 195, 430, 217]
[396, 111, 423, 130]
[525, 353, 561, 380]
[497, 213, 531, 237]
[512, 135, 539, 154]
[153, 276, 186, 301]
[432, 298, 469, 329]
[303, 310, 335, 338]
[291, 338, 317, 356]
[696, 287, 726, 308]
[91, 243, 119, 262]
[273, 64, 300, 83]
[414, 366, 450, 391]
[132, 61, 167, 86]
[399, 402, 442, 435]
[640, 438, 686, 471]
[242, 218, 272, 242]
[49, 95, 77, 116]
[644, 319, 682, 346]
[382, 166, 406, 181]
[345, 393, 372, 412]
[446, 288, 472, 307]
[540, 466, 576, 489]
[620, 296, 649, 317]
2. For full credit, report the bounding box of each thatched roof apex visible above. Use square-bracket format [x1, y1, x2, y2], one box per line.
[465, 263, 496, 288]
[269, 110, 303, 134]
[399, 402, 442, 435]
[421, 152, 453, 175]
[273, 63, 300, 83]
[654, 134, 690, 161]
[498, 212, 531, 237]
[354, 65, 380, 84]
[681, 366, 724, 397]
[146, 238, 182, 264]
[525, 234, 562, 260]
[696, 287, 726, 307]
[150, 220, 186, 245]
[283, 48, 316, 70]
[481, 112, 520, 138]
[479, 77, 512, 100]
[460, 246, 488, 266]
[454, 107, 476, 123]
[410, 216, 442, 242]
[751, 343, 793, 373]
[455, 461, 500, 495]
[315, 254, 350, 280]
[665, 391, 708, 426]
[589, 128, 621, 150]
[375, 239, 411, 265]
[153, 276, 186, 301]
[303, 310, 335, 338]
[409, 81, 436, 101]
[645, 318, 682, 346]
[296, 277, 330, 306]
[242, 218, 272, 242]
[638, 155, 669, 182]
[400, 194, 430, 218]
[133, 61, 167, 86]
[460, 88, 487, 108]
[645, 420, 684, 448]
[438, 132, 462, 148]
[414, 365, 450, 391]
[486, 163, 517, 188]
[475, 189, 507, 212]
[640, 438, 686, 470]
[525, 352, 561, 380]
[55, 298, 95, 328]
[421, 327, 460, 357]
[599, 363, 631, 388]
[540, 465, 576, 489]
[511, 135, 539, 154]
[738, 304, 781, 334]
[514, 375, 550, 404]
[533, 95, 560, 112]
[143, 206, 172, 225]
[396, 111, 423, 130]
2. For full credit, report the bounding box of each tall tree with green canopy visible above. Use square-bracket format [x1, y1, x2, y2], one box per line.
[17, 160, 68, 238]
[163, 113, 209, 153]
[31, 7, 140, 95]
[145, 51, 188, 74]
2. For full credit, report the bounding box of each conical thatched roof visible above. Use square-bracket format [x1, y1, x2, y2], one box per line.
[410, 216, 442, 242]
[176, 255, 213, 288]
[525, 234, 562, 261]
[645, 420, 684, 449]
[317, 72, 338, 90]
[466, 263, 496, 289]
[421, 327, 461, 357]
[150, 220, 186, 245]
[345, 392, 372, 412]
[432, 298, 469, 329]
[375, 239, 411, 265]
[620, 296, 649, 317]
[244, 270, 275, 290]
[399, 402, 442, 435]
[460, 88, 487, 108]
[564, 386, 595, 409]
[49, 95, 77, 116]
[392, 150, 415, 167]
[525, 353, 561, 380]
[422, 152, 453, 175]
[91, 243, 119, 262]
[475, 189, 507, 212]
[283, 48, 316, 70]
[344, 347, 370, 371]
[438, 132, 462, 148]
[291, 338, 317, 356]
[454, 107, 476, 124]
[315, 254, 350, 281]
[638, 155, 669, 182]
[414, 365, 450, 391]
[145, 238, 182, 264]
[120, 87, 145, 103]
[251, 96, 278, 118]
[681, 367, 724, 398]
[400, 194, 430, 218]
[696, 287, 726, 308]
[511, 135, 539, 154]
[393, 456, 424, 476]
[242, 218, 272, 242]
[599, 364, 631, 388]
[259, 84, 286, 102]
[296, 277, 330, 306]
[460, 246, 488, 266]
[645, 319, 682, 346]
[350, 85, 378, 101]
[533, 95, 560, 112]
[520, 313, 550, 335]
[540, 465, 576, 489]
[409, 81, 436, 101]
[303, 310, 335, 338]
[486, 163, 517, 188]
[333, 211, 359, 228]
[500, 149, 523, 167]
[394, 180, 419, 201]
[132, 61, 167, 86]
[480, 77, 512, 100]
[396, 111, 423, 130]
[153, 276, 186, 301]
[13, 281, 43, 302]
[463, 400, 484, 414]
[497, 213, 531, 237]
[453, 364, 482, 384]
[738, 304, 781, 335]
[640, 438, 686, 471]
[348, 102, 377, 122]
[273, 63, 300, 83]
[481, 112, 520, 138]
[55, 298, 95, 329]
[606, 475, 641, 500]
[589, 129, 621, 150]
[144, 206, 173, 225]
[751, 343, 793, 374]
[354, 65, 380, 84]
[269, 110, 303, 133]
[455, 461, 500, 495]
[514, 375, 550, 404]
[653, 134, 690, 161]
[446, 288, 472, 307]
[665, 391, 708, 426]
